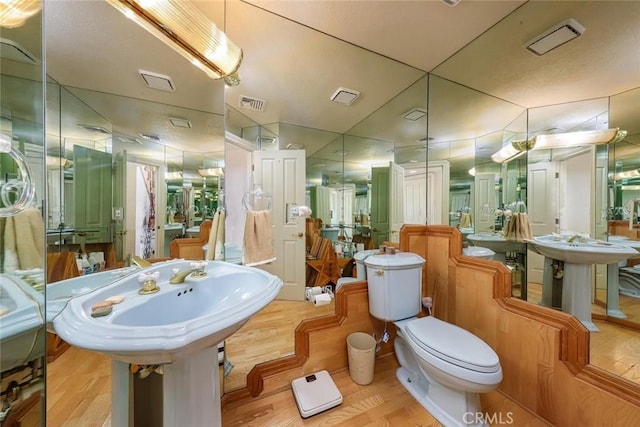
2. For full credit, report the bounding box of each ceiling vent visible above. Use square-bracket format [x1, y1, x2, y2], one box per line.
[138, 133, 161, 141]
[139, 70, 175, 92]
[256, 136, 277, 145]
[286, 143, 304, 150]
[403, 108, 427, 121]
[169, 117, 192, 129]
[440, 0, 462, 6]
[330, 87, 360, 105]
[240, 95, 266, 112]
[525, 18, 585, 56]
[78, 124, 111, 134]
[0, 38, 39, 64]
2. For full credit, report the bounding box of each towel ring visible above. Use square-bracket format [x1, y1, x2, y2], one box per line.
[242, 184, 272, 212]
[0, 134, 35, 218]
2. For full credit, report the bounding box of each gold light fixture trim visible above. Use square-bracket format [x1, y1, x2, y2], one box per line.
[106, 0, 243, 80]
[0, 0, 41, 28]
[491, 128, 626, 163]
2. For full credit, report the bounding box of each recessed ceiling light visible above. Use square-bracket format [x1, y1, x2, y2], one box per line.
[330, 87, 360, 105]
[402, 108, 427, 121]
[525, 18, 585, 56]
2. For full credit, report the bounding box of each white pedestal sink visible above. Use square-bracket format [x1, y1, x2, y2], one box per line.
[466, 233, 527, 262]
[53, 260, 283, 427]
[528, 235, 638, 331]
[604, 236, 640, 319]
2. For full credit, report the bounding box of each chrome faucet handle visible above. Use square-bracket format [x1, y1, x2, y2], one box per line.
[138, 271, 160, 295]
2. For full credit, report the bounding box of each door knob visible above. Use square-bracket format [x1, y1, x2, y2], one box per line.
[297, 232, 304, 237]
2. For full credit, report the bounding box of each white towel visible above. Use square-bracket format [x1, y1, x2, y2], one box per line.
[242, 210, 276, 267]
[3, 207, 44, 272]
[205, 210, 226, 261]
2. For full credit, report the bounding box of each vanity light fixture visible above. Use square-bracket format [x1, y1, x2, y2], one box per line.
[198, 167, 224, 177]
[468, 167, 476, 177]
[490, 139, 531, 163]
[0, 0, 41, 28]
[491, 128, 626, 163]
[531, 128, 626, 150]
[525, 18, 585, 56]
[106, 0, 243, 81]
[613, 169, 640, 181]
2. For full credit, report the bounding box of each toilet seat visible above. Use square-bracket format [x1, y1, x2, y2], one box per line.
[405, 316, 500, 373]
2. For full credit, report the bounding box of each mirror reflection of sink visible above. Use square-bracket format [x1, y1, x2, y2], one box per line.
[53, 260, 283, 364]
[53, 260, 283, 426]
[46, 265, 139, 331]
[466, 233, 527, 253]
[529, 234, 638, 264]
[0, 274, 45, 372]
[530, 234, 639, 332]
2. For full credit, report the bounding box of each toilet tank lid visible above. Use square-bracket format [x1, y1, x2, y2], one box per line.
[364, 252, 425, 268]
[353, 249, 380, 262]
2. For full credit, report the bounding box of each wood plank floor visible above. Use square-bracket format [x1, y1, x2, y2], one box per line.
[46, 287, 638, 426]
[47, 347, 548, 426]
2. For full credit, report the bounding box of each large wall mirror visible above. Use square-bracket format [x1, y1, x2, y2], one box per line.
[0, 3, 45, 424]
[2, 0, 640, 424]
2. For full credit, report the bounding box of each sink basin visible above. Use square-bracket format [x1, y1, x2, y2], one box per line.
[53, 260, 283, 365]
[528, 234, 638, 264]
[466, 233, 527, 253]
[46, 265, 139, 331]
[1, 274, 45, 372]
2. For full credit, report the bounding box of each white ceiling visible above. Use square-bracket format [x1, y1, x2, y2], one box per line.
[3, 0, 640, 179]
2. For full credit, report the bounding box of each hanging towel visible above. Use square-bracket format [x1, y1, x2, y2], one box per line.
[459, 213, 472, 228]
[205, 211, 221, 261]
[3, 207, 44, 273]
[205, 210, 226, 261]
[242, 209, 276, 267]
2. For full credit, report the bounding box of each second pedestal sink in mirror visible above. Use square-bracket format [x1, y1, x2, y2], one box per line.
[528, 234, 638, 331]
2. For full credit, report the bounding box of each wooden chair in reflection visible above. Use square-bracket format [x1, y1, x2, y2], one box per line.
[168, 220, 212, 260]
[305, 238, 339, 287]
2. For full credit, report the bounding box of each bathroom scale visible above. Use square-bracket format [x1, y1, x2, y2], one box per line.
[291, 370, 343, 418]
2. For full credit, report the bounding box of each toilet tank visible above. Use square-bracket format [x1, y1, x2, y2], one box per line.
[365, 252, 426, 321]
[353, 249, 380, 280]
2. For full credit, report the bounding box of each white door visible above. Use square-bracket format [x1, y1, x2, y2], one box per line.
[474, 172, 496, 233]
[427, 161, 449, 225]
[253, 150, 306, 301]
[389, 162, 405, 242]
[527, 160, 558, 284]
[405, 173, 426, 225]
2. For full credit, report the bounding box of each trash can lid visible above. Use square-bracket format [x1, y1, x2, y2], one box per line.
[364, 252, 425, 268]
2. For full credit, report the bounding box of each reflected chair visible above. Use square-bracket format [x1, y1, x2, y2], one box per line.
[169, 220, 212, 260]
[306, 238, 339, 287]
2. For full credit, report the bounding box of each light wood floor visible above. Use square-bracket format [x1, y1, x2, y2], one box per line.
[527, 282, 640, 386]
[47, 346, 548, 426]
[46, 287, 639, 426]
[225, 298, 335, 391]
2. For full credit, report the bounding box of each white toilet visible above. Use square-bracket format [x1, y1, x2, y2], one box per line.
[364, 252, 502, 427]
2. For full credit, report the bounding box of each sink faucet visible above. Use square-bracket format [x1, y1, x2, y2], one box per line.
[169, 262, 207, 284]
[131, 255, 152, 268]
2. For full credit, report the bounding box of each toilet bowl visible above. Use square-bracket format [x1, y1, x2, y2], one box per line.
[364, 252, 503, 427]
[463, 246, 496, 260]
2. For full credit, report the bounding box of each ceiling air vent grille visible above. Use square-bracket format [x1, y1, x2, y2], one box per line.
[240, 95, 266, 112]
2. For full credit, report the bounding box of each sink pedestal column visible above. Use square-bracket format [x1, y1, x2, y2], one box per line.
[606, 262, 627, 319]
[561, 263, 599, 332]
[111, 346, 222, 426]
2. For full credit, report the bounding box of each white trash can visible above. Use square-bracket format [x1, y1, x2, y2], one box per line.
[347, 332, 376, 385]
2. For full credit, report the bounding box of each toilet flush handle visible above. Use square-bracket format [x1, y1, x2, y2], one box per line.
[375, 269, 384, 276]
